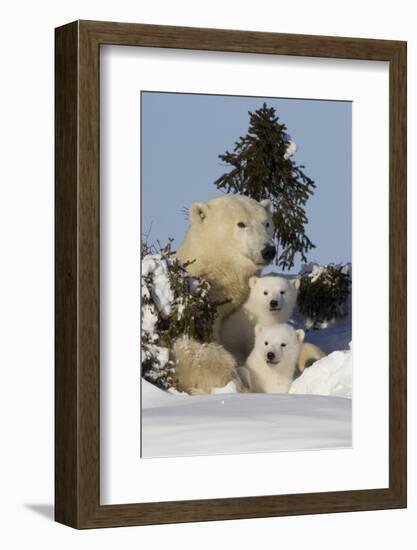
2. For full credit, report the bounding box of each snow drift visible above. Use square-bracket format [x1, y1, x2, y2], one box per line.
[141, 344, 352, 458]
[290, 347, 352, 398]
[141, 379, 351, 458]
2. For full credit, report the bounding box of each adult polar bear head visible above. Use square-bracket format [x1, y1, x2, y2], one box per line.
[176, 195, 276, 327]
[178, 195, 275, 270]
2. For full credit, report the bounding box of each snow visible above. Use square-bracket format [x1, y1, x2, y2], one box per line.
[284, 140, 298, 160]
[144, 345, 170, 369]
[290, 347, 352, 398]
[141, 254, 177, 371]
[299, 315, 351, 354]
[299, 261, 352, 283]
[211, 381, 238, 394]
[141, 305, 158, 335]
[141, 380, 351, 458]
[142, 255, 174, 318]
[305, 263, 326, 283]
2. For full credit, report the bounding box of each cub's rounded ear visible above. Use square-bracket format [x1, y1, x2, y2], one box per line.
[190, 202, 209, 224]
[249, 276, 258, 289]
[295, 329, 305, 343]
[254, 324, 263, 336]
[260, 199, 274, 216]
[291, 278, 300, 290]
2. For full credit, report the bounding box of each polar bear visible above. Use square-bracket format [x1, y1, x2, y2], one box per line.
[174, 194, 275, 393]
[177, 195, 275, 331]
[297, 342, 326, 374]
[173, 337, 248, 394]
[220, 274, 299, 364]
[244, 323, 305, 394]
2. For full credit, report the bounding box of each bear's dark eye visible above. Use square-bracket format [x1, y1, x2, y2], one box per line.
[264, 341, 268, 346]
[237, 222, 246, 228]
[263, 291, 268, 295]
[281, 343, 287, 347]
[266, 222, 270, 228]
[280, 291, 285, 295]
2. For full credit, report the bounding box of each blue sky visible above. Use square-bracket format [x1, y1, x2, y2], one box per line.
[141, 92, 351, 274]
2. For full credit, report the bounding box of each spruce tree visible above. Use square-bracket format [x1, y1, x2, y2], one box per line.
[214, 103, 316, 270]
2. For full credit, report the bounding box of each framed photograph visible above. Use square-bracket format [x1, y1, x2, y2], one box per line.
[55, 20, 407, 528]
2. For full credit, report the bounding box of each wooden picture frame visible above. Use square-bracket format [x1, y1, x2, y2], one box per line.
[55, 20, 407, 529]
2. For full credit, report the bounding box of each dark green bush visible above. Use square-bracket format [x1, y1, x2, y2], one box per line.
[297, 263, 351, 329]
[141, 240, 225, 390]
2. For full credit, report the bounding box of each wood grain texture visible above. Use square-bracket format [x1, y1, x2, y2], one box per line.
[55, 21, 79, 527]
[388, 41, 407, 504]
[55, 20, 407, 529]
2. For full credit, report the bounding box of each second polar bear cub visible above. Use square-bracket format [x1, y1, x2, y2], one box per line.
[245, 323, 305, 394]
[220, 274, 299, 364]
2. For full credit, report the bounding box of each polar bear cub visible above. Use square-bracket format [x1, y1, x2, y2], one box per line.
[244, 323, 305, 393]
[220, 274, 299, 364]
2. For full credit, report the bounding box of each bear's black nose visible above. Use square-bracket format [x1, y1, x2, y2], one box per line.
[261, 244, 276, 262]
[267, 351, 275, 361]
[270, 300, 278, 308]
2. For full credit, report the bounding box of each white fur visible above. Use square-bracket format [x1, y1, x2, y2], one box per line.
[245, 324, 305, 394]
[178, 195, 275, 274]
[177, 195, 275, 329]
[173, 194, 276, 393]
[220, 274, 299, 364]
